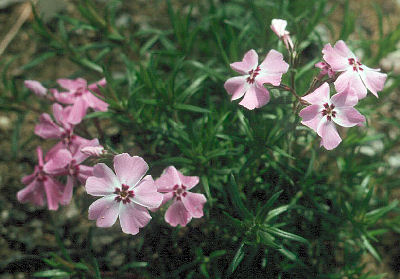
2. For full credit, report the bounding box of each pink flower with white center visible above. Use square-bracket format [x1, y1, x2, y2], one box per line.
[270, 19, 294, 50]
[24, 80, 47, 97]
[53, 78, 108, 124]
[17, 147, 64, 210]
[299, 83, 366, 150]
[322, 40, 387, 100]
[224, 49, 289, 110]
[85, 153, 163, 235]
[155, 166, 206, 227]
[315, 61, 335, 78]
[43, 139, 99, 205]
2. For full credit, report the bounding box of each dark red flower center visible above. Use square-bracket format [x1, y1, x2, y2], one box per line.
[173, 184, 187, 201]
[61, 129, 76, 146]
[322, 103, 336, 121]
[348, 58, 363, 72]
[36, 166, 47, 182]
[114, 184, 135, 204]
[74, 87, 85, 97]
[66, 159, 80, 177]
[246, 66, 261, 84]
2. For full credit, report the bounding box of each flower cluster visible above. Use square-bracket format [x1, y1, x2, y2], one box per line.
[224, 19, 387, 150]
[19, 77, 207, 235]
[85, 155, 206, 235]
[17, 78, 107, 210]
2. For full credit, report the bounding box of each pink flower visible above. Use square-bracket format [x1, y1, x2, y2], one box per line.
[270, 19, 294, 50]
[155, 166, 206, 227]
[299, 83, 366, 150]
[322, 40, 387, 99]
[315, 62, 335, 78]
[35, 103, 90, 160]
[224, 49, 289, 110]
[24, 80, 47, 97]
[85, 153, 163, 235]
[43, 139, 99, 205]
[17, 147, 64, 210]
[53, 78, 108, 124]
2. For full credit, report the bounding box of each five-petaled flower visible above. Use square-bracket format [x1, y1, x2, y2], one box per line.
[322, 40, 387, 100]
[224, 49, 289, 110]
[155, 166, 206, 227]
[85, 153, 163, 235]
[53, 78, 108, 124]
[17, 147, 64, 210]
[299, 83, 366, 150]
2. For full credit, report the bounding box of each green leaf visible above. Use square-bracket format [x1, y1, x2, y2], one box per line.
[361, 234, 381, 262]
[174, 103, 210, 113]
[33, 269, 70, 278]
[228, 174, 253, 220]
[256, 190, 283, 223]
[262, 226, 308, 244]
[227, 242, 245, 276]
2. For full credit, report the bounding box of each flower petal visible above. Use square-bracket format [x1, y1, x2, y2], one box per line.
[61, 175, 74, 205]
[44, 177, 63, 210]
[132, 175, 163, 208]
[155, 166, 181, 192]
[330, 90, 358, 107]
[88, 195, 119, 227]
[299, 104, 323, 132]
[359, 67, 387, 97]
[333, 107, 365, 127]
[224, 76, 247, 101]
[57, 78, 87, 91]
[25, 80, 47, 97]
[301, 82, 330, 105]
[17, 180, 45, 207]
[67, 98, 88, 125]
[86, 163, 119, 196]
[84, 93, 109, 112]
[44, 149, 72, 175]
[270, 19, 287, 37]
[178, 172, 199, 191]
[230, 49, 258, 74]
[181, 192, 206, 218]
[165, 200, 192, 227]
[322, 41, 353, 71]
[238, 84, 270, 110]
[334, 70, 367, 99]
[119, 203, 151, 235]
[35, 113, 63, 139]
[317, 117, 342, 150]
[259, 49, 289, 75]
[114, 154, 149, 187]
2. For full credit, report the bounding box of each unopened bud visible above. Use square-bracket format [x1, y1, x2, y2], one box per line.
[81, 146, 106, 157]
[24, 80, 47, 97]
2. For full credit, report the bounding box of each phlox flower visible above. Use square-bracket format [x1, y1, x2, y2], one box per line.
[224, 49, 289, 110]
[53, 78, 108, 124]
[315, 61, 335, 78]
[85, 153, 163, 235]
[17, 147, 64, 210]
[43, 139, 99, 205]
[35, 103, 90, 160]
[270, 19, 294, 50]
[322, 40, 387, 100]
[299, 83, 366, 150]
[155, 166, 206, 227]
[24, 80, 47, 97]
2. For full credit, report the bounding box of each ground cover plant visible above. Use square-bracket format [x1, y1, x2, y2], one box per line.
[1, 0, 400, 278]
